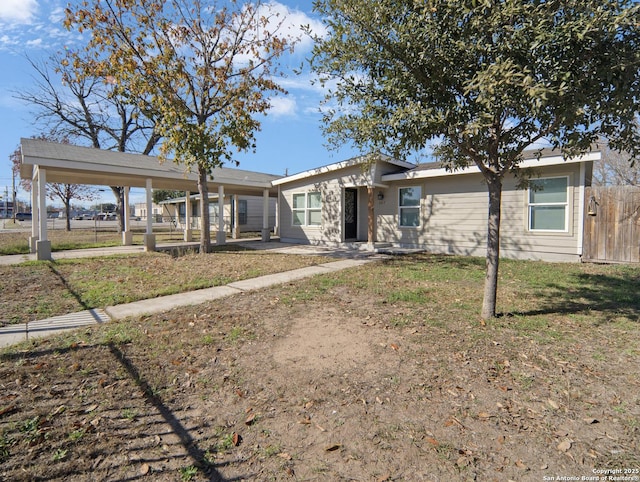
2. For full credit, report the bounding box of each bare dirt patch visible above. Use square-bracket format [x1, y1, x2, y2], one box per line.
[1, 255, 639, 481]
[272, 308, 376, 372]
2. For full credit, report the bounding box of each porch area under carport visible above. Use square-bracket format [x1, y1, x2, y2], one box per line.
[19, 138, 281, 260]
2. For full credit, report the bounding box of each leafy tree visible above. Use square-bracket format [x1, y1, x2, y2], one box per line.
[15, 53, 161, 233]
[152, 190, 187, 204]
[310, 0, 640, 319]
[65, 0, 294, 253]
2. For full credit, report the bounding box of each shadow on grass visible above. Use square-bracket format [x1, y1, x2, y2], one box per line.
[381, 252, 486, 269]
[47, 261, 94, 311]
[509, 271, 640, 322]
[383, 253, 639, 322]
[1, 338, 247, 481]
[107, 343, 244, 481]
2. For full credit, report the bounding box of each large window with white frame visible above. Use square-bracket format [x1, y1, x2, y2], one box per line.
[399, 186, 421, 227]
[292, 192, 322, 226]
[527, 176, 569, 232]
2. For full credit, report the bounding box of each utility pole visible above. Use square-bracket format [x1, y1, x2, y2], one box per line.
[12, 167, 16, 221]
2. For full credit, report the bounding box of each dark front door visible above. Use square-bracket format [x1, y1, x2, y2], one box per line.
[344, 188, 358, 240]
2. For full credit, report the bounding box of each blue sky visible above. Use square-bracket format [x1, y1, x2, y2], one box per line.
[0, 0, 363, 205]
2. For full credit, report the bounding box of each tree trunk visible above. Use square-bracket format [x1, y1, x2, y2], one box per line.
[65, 201, 71, 232]
[481, 176, 503, 320]
[198, 166, 211, 253]
[109, 186, 124, 234]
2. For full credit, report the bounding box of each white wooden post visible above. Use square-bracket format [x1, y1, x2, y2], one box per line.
[184, 191, 192, 242]
[29, 168, 39, 253]
[261, 188, 270, 242]
[232, 194, 240, 239]
[275, 185, 280, 236]
[144, 178, 155, 251]
[216, 185, 226, 244]
[36, 167, 51, 260]
[123, 186, 132, 245]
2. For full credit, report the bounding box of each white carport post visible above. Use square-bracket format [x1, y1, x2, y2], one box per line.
[232, 194, 240, 239]
[184, 191, 192, 242]
[122, 186, 132, 245]
[261, 188, 270, 242]
[216, 185, 226, 245]
[29, 171, 38, 253]
[144, 178, 156, 251]
[36, 167, 51, 260]
[275, 185, 280, 236]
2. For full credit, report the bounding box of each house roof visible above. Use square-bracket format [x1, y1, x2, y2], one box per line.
[272, 152, 415, 186]
[271, 147, 600, 186]
[19, 138, 282, 196]
[381, 148, 601, 181]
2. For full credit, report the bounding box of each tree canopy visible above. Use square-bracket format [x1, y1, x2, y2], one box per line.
[15, 54, 161, 232]
[65, 0, 294, 252]
[310, 0, 640, 319]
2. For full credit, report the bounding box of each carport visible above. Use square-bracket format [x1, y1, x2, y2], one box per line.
[20, 138, 281, 260]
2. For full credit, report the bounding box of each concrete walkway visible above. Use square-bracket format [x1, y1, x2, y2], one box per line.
[0, 241, 378, 348]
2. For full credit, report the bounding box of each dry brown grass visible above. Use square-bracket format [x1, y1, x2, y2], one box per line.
[1, 254, 639, 481]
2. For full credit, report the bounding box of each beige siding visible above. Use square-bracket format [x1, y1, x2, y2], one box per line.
[279, 165, 371, 245]
[377, 175, 489, 256]
[375, 164, 584, 262]
[278, 160, 586, 262]
[500, 164, 582, 261]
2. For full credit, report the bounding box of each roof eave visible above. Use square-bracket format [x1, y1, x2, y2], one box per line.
[272, 153, 415, 186]
[381, 152, 601, 182]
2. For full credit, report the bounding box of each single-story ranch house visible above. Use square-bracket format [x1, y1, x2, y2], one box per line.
[20, 138, 598, 262]
[274, 149, 598, 262]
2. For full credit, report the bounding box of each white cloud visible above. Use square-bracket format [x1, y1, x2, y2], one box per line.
[276, 72, 337, 95]
[268, 96, 297, 117]
[0, 0, 38, 24]
[0, 34, 19, 49]
[259, 1, 327, 52]
[49, 7, 65, 24]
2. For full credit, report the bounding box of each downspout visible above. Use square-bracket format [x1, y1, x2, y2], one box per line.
[577, 162, 586, 259]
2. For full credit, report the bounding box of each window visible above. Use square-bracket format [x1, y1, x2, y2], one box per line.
[238, 200, 248, 225]
[528, 177, 569, 231]
[292, 192, 321, 226]
[399, 186, 421, 227]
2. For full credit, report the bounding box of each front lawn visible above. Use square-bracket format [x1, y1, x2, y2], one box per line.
[1, 254, 638, 480]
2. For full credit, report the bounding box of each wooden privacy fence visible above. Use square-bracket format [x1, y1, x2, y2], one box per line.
[582, 186, 640, 263]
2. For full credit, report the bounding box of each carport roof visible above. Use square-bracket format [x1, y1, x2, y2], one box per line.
[20, 138, 282, 195]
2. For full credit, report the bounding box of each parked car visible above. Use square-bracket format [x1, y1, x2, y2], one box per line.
[72, 213, 94, 220]
[15, 212, 32, 221]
